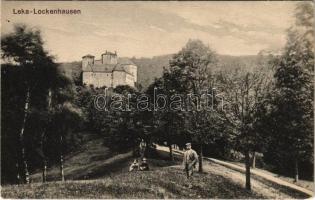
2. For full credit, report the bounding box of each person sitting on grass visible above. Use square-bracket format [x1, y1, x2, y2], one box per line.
[129, 159, 139, 172]
[139, 157, 149, 171]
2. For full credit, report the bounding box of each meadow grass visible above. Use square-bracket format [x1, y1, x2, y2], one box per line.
[1, 166, 264, 199]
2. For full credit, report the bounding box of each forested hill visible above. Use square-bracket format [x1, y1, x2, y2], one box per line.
[130, 54, 173, 89]
[59, 54, 268, 89]
[132, 54, 269, 88]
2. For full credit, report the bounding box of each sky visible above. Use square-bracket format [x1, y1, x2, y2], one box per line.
[1, 1, 299, 62]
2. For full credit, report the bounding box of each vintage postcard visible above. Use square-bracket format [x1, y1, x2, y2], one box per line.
[1, 1, 314, 199]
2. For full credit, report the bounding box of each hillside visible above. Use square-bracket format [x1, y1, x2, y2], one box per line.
[58, 54, 268, 89]
[1, 135, 261, 198]
[2, 167, 266, 199]
[1, 136, 310, 199]
[130, 54, 174, 89]
[2, 167, 265, 199]
[58, 61, 82, 85]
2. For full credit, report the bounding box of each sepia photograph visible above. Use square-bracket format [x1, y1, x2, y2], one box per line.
[1, 1, 314, 199]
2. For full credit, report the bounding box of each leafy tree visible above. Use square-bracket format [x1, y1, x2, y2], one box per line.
[1, 64, 28, 183]
[166, 39, 218, 171]
[218, 69, 271, 190]
[263, 2, 314, 181]
[146, 75, 185, 161]
[80, 85, 149, 159]
[1, 24, 80, 183]
[108, 85, 144, 152]
[1, 24, 63, 183]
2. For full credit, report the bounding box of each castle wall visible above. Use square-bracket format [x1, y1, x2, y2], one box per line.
[82, 52, 137, 88]
[94, 60, 102, 65]
[102, 54, 117, 64]
[112, 71, 126, 88]
[83, 72, 112, 88]
[82, 57, 94, 71]
[126, 73, 135, 87]
[82, 72, 93, 86]
[123, 65, 137, 83]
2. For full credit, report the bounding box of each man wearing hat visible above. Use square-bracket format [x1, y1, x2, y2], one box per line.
[183, 143, 199, 182]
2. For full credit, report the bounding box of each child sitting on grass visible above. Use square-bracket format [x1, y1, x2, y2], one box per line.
[129, 159, 139, 172]
[139, 158, 149, 171]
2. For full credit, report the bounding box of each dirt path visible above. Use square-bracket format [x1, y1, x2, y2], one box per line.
[202, 161, 307, 199]
[156, 145, 313, 199]
[206, 157, 313, 197]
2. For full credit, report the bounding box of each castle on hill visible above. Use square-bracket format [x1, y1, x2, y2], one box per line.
[82, 51, 137, 88]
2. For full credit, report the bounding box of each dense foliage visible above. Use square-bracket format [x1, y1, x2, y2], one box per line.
[1, 25, 83, 184]
[259, 2, 314, 180]
[1, 2, 313, 189]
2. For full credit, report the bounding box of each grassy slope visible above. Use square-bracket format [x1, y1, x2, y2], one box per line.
[30, 136, 134, 182]
[1, 136, 265, 199]
[2, 166, 264, 199]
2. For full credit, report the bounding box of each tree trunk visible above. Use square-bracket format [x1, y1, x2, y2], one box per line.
[166, 122, 174, 161]
[22, 149, 30, 184]
[60, 155, 65, 181]
[198, 144, 203, 173]
[168, 143, 174, 161]
[245, 150, 251, 190]
[251, 151, 256, 169]
[16, 162, 21, 184]
[41, 131, 48, 183]
[294, 159, 299, 182]
[42, 160, 47, 183]
[42, 89, 52, 183]
[60, 135, 65, 181]
[19, 88, 30, 184]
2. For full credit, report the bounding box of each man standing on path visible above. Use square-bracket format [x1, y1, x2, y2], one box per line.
[183, 143, 198, 187]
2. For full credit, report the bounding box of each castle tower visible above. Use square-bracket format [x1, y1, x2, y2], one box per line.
[102, 51, 118, 65]
[82, 54, 95, 71]
[123, 65, 137, 83]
